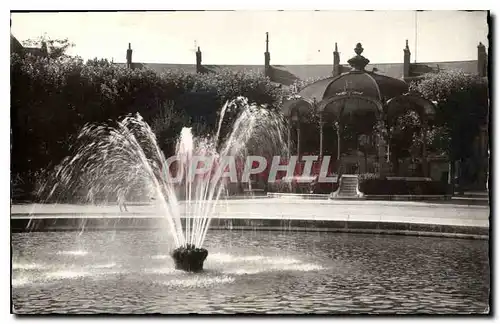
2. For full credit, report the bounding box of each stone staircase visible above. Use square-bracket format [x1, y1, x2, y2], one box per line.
[331, 175, 364, 199]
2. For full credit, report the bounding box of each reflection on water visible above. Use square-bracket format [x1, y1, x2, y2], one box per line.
[45, 270, 90, 280]
[160, 275, 236, 288]
[12, 263, 46, 270]
[12, 230, 489, 314]
[56, 250, 88, 256]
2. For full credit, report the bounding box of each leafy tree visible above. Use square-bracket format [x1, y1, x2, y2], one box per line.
[388, 110, 422, 175]
[150, 101, 191, 156]
[410, 70, 489, 188]
[10, 52, 287, 201]
[22, 35, 75, 59]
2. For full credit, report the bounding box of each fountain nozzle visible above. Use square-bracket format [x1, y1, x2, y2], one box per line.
[171, 245, 208, 272]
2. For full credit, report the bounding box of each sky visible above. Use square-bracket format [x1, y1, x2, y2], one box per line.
[10, 11, 489, 65]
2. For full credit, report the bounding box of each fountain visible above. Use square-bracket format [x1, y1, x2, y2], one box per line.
[36, 97, 288, 272]
[13, 100, 490, 314]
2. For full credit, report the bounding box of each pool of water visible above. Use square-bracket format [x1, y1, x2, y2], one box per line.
[12, 229, 490, 314]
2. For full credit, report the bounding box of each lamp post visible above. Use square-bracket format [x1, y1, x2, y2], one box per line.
[289, 113, 300, 193]
[291, 113, 300, 157]
[319, 117, 324, 158]
[334, 121, 341, 161]
[422, 121, 428, 178]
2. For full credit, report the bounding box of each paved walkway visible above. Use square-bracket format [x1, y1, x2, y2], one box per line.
[11, 198, 490, 228]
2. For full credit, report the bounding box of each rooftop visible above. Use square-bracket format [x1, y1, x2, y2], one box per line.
[115, 59, 479, 86]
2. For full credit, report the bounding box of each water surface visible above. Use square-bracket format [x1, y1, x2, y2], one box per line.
[12, 230, 490, 314]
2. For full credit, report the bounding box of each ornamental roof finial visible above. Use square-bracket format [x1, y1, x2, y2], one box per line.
[348, 43, 369, 71]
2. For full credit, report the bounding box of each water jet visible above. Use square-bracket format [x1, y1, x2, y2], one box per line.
[35, 97, 288, 273]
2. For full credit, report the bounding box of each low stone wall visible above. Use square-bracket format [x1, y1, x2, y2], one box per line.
[11, 216, 489, 240]
[266, 193, 330, 200]
[363, 195, 451, 201]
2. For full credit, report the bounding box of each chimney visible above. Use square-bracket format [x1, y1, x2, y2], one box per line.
[477, 42, 487, 77]
[333, 42, 340, 77]
[264, 32, 271, 78]
[403, 39, 411, 78]
[126, 43, 133, 69]
[196, 47, 202, 73]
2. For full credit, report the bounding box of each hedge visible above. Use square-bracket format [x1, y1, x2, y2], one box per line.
[11, 54, 288, 201]
[359, 179, 449, 196]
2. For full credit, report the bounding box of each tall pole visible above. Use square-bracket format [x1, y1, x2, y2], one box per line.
[287, 122, 292, 156]
[422, 122, 428, 177]
[335, 122, 341, 161]
[414, 11, 418, 63]
[296, 123, 301, 158]
[266, 32, 269, 52]
[319, 119, 324, 158]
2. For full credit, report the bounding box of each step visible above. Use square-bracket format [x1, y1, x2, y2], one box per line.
[336, 175, 360, 198]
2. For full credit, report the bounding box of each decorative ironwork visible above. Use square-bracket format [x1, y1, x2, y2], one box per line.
[347, 43, 370, 71]
[354, 43, 364, 55]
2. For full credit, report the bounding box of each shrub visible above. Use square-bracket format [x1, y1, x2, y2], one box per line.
[359, 179, 448, 196]
[357, 173, 381, 183]
[409, 70, 488, 161]
[11, 54, 287, 201]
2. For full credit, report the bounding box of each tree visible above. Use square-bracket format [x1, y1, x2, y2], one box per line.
[388, 110, 422, 175]
[22, 35, 74, 59]
[410, 70, 489, 189]
[10, 52, 289, 201]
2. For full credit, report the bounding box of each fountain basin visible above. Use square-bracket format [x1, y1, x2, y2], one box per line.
[11, 229, 490, 314]
[171, 245, 208, 272]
